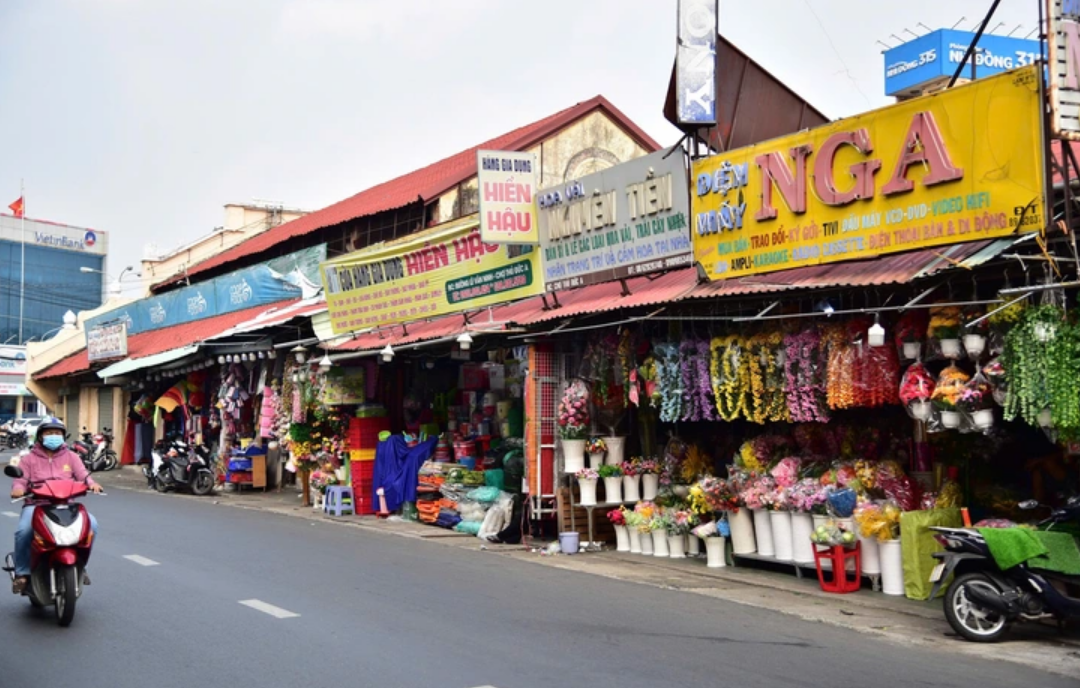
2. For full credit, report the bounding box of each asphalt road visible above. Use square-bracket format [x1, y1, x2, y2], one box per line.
[0, 457, 1076, 688]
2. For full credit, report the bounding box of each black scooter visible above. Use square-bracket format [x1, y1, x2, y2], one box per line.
[928, 496, 1080, 642]
[150, 438, 216, 496]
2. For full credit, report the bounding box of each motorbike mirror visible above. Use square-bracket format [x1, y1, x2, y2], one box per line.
[1018, 500, 1040, 510]
[4, 464, 23, 479]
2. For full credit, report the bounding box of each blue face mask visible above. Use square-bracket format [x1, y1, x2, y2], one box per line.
[41, 435, 65, 451]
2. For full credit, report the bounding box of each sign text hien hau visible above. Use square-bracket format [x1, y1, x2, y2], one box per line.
[692, 66, 1045, 280]
[537, 148, 691, 292]
[477, 150, 539, 244]
[321, 216, 544, 334]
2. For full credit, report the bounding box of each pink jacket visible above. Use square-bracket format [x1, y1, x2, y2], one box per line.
[12, 444, 97, 493]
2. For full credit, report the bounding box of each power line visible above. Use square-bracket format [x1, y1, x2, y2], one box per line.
[802, 0, 874, 110]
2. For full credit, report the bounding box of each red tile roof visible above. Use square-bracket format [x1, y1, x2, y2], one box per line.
[153, 96, 661, 291]
[34, 301, 299, 380]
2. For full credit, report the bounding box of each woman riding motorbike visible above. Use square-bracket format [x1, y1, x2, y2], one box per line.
[9, 417, 101, 594]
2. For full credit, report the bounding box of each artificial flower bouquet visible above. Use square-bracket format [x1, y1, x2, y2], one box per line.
[788, 477, 828, 514]
[741, 475, 778, 510]
[557, 378, 591, 440]
[607, 507, 627, 526]
[769, 456, 800, 488]
[853, 500, 902, 541]
[894, 309, 928, 346]
[927, 305, 962, 341]
[666, 509, 696, 536]
[585, 437, 607, 455]
[598, 464, 622, 479]
[931, 365, 970, 411]
[620, 459, 640, 477]
[957, 374, 994, 414]
[575, 467, 599, 481]
[637, 458, 660, 475]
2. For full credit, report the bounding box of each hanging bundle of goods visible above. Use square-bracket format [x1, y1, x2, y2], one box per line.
[1002, 303, 1080, 437]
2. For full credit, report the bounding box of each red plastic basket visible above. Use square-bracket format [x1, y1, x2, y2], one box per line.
[813, 542, 862, 594]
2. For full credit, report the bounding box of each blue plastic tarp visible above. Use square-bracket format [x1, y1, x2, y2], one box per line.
[372, 435, 437, 512]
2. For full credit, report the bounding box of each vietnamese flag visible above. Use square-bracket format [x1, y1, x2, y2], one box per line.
[8, 196, 24, 217]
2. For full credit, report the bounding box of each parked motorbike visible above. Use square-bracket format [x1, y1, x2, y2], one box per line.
[72, 427, 117, 473]
[3, 429, 28, 450]
[928, 495, 1080, 642]
[150, 437, 215, 496]
[1, 464, 101, 627]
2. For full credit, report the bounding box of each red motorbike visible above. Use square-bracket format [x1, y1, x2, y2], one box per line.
[2, 464, 98, 626]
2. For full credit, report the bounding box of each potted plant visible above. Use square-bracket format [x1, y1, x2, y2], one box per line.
[607, 507, 630, 552]
[899, 362, 936, 421]
[585, 437, 607, 470]
[621, 459, 642, 502]
[958, 375, 995, 429]
[598, 464, 623, 503]
[928, 305, 963, 359]
[932, 365, 970, 429]
[961, 306, 989, 358]
[638, 458, 661, 500]
[557, 379, 590, 473]
[575, 467, 599, 506]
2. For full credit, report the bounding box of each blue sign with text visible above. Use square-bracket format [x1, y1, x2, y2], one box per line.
[884, 29, 1042, 97]
[84, 244, 326, 338]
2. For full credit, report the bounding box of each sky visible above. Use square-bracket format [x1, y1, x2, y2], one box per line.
[0, 0, 1039, 297]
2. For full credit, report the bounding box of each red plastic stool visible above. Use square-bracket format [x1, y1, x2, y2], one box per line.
[813, 542, 862, 593]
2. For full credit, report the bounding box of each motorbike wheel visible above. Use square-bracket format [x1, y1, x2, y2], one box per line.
[155, 475, 170, 493]
[192, 471, 215, 496]
[103, 451, 119, 471]
[944, 572, 1010, 642]
[55, 566, 77, 627]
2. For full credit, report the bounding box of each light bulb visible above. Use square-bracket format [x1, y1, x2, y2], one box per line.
[291, 344, 308, 364]
[457, 332, 473, 351]
[380, 343, 394, 363]
[318, 352, 332, 371]
[217, 355, 225, 364]
[868, 316, 886, 347]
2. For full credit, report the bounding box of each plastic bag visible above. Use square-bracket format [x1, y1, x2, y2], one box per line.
[466, 486, 503, 503]
[899, 362, 936, 421]
[853, 500, 902, 541]
[826, 486, 857, 518]
[809, 518, 857, 546]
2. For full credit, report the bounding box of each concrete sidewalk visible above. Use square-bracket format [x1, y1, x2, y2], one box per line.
[96, 466, 1080, 678]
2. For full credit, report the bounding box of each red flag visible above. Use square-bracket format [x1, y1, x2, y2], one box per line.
[8, 196, 23, 218]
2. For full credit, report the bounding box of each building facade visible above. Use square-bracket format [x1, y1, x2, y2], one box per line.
[0, 214, 107, 344]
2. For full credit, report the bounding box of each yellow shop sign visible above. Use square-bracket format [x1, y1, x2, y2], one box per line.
[320, 215, 544, 334]
[692, 65, 1045, 280]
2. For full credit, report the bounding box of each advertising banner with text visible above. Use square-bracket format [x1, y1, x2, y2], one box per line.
[321, 216, 544, 335]
[692, 65, 1045, 281]
[477, 150, 539, 245]
[537, 148, 691, 292]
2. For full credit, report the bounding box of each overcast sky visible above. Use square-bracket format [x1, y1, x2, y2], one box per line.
[0, 1, 1037, 296]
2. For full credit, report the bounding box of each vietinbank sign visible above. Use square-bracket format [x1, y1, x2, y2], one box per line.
[691, 66, 1045, 280]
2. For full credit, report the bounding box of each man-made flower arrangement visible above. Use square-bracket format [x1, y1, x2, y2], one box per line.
[586, 437, 607, 455]
[899, 362, 936, 420]
[928, 304, 962, 358]
[894, 309, 928, 359]
[557, 378, 591, 440]
[958, 373, 995, 429]
[788, 478, 828, 514]
[654, 342, 684, 422]
[575, 467, 599, 506]
[931, 365, 970, 428]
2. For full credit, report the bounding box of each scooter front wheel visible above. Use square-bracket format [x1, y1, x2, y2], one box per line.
[103, 451, 119, 471]
[55, 565, 77, 627]
[944, 572, 1010, 642]
[192, 471, 215, 496]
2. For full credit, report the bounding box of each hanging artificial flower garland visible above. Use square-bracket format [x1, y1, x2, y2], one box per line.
[654, 342, 684, 423]
[1004, 304, 1080, 436]
[711, 335, 750, 421]
[784, 329, 830, 423]
[747, 331, 789, 424]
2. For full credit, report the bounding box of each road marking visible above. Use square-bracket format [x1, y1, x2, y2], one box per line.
[123, 554, 160, 567]
[238, 599, 300, 619]
[1, 511, 18, 518]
